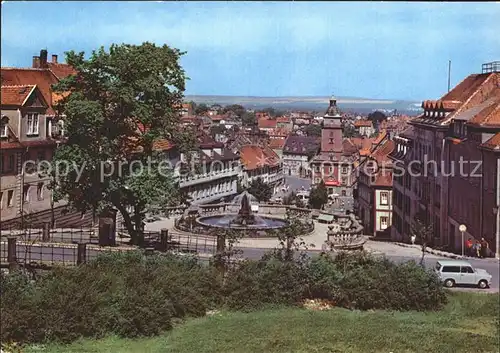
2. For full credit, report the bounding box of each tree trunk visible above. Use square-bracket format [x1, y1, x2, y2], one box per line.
[115, 204, 143, 246]
[420, 242, 426, 266]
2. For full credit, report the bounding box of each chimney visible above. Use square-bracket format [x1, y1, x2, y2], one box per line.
[32, 56, 40, 68]
[51, 54, 58, 64]
[39, 49, 48, 68]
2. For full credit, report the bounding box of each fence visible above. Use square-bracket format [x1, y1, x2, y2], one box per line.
[0, 227, 218, 270]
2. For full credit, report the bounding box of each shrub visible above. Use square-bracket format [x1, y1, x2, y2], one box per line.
[305, 255, 345, 302]
[223, 258, 308, 311]
[326, 252, 447, 311]
[0, 252, 222, 344]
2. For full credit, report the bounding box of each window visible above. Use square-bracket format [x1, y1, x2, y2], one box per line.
[461, 266, 474, 274]
[342, 167, 347, 174]
[37, 182, 44, 201]
[0, 117, 8, 137]
[7, 190, 14, 207]
[441, 266, 460, 273]
[27, 113, 39, 135]
[380, 192, 389, 205]
[380, 216, 388, 230]
[0, 191, 3, 209]
[23, 184, 30, 203]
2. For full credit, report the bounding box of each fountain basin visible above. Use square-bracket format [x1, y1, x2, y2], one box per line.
[197, 214, 288, 230]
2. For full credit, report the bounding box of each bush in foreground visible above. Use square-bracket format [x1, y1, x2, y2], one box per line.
[1, 250, 448, 345]
[0, 252, 221, 344]
[310, 252, 448, 311]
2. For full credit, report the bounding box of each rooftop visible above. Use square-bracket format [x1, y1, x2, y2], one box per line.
[1, 85, 37, 106]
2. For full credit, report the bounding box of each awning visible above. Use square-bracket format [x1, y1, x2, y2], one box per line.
[317, 214, 334, 222]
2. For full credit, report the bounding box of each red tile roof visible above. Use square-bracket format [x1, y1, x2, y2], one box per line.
[258, 117, 277, 129]
[152, 139, 175, 151]
[354, 119, 373, 128]
[372, 170, 393, 187]
[268, 138, 286, 149]
[276, 116, 291, 123]
[240, 144, 279, 170]
[441, 74, 492, 102]
[1, 68, 59, 115]
[468, 98, 500, 127]
[371, 139, 395, 164]
[481, 132, 500, 151]
[1, 85, 35, 106]
[47, 62, 77, 79]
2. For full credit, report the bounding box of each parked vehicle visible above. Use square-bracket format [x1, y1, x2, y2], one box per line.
[296, 191, 309, 202]
[434, 260, 492, 289]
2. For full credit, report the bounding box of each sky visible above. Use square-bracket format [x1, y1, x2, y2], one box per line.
[1, 1, 499, 100]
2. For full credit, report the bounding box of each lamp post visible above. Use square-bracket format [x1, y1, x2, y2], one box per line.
[459, 224, 467, 257]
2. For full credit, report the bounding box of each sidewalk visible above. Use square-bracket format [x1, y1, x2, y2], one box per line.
[393, 242, 499, 262]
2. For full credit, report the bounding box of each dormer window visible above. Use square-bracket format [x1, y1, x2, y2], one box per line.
[0, 116, 8, 138]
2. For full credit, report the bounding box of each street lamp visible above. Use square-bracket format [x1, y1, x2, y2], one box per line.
[459, 224, 467, 257]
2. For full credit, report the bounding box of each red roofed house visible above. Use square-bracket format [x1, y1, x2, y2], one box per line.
[354, 119, 375, 137]
[390, 62, 500, 258]
[310, 97, 357, 209]
[239, 144, 283, 194]
[1, 49, 73, 222]
[356, 136, 395, 236]
[257, 116, 277, 133]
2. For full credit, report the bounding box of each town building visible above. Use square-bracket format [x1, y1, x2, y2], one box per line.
[179, 133, 241, 205]
[390, 62, 500, 258]
[356, 137, 394, 236]
[310, 97, 357, 198]
[257, 115, 277, 133]
[354, 119, 375, 137]
[239, 144, 283, 194]
[1, 49, 74, 221]
[282, 135, 319, 177]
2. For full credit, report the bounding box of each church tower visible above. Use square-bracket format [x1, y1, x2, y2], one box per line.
[321, 96, 343, 153]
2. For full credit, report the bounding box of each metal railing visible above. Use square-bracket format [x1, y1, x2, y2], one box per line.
[0, 227, 218, 269]
[482, 61, 500, 74]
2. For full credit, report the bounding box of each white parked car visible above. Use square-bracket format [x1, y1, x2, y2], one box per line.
[434, 260, 492, 289]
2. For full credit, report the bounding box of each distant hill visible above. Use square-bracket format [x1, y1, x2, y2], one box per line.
[185, 95, 423, 116]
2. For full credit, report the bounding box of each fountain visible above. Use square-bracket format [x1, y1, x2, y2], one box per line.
[232, 193, 255, 226]
[195, 191, 288, 230]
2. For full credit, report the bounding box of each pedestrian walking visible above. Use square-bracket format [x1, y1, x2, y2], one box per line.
[475, 240, 482, 258]
[480, 238, 489, 258]
[465, 238, 473, 256]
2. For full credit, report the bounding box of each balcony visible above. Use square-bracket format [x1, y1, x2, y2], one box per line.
[179, 168, 240, 188]
[267, 172, 284, 185]
[191, 189, 238, 205]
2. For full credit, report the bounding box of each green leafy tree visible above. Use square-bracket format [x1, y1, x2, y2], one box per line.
[194, 103, 209, 115]
[241, 111, 256, 126]
[308, 181, 328, 209]
[209, 124, 227, 139]
[342, 123, 360, 138]
[259, 107, 285, 118]
[247, 177, 273, 202]
[223, 104, 246, 117]
[236, 179, 245, 194]
[305, 124, 322, 137]
[50, 42, 194, 245]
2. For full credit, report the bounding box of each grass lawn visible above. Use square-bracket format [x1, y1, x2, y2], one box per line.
[26, 292, 499, 353]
